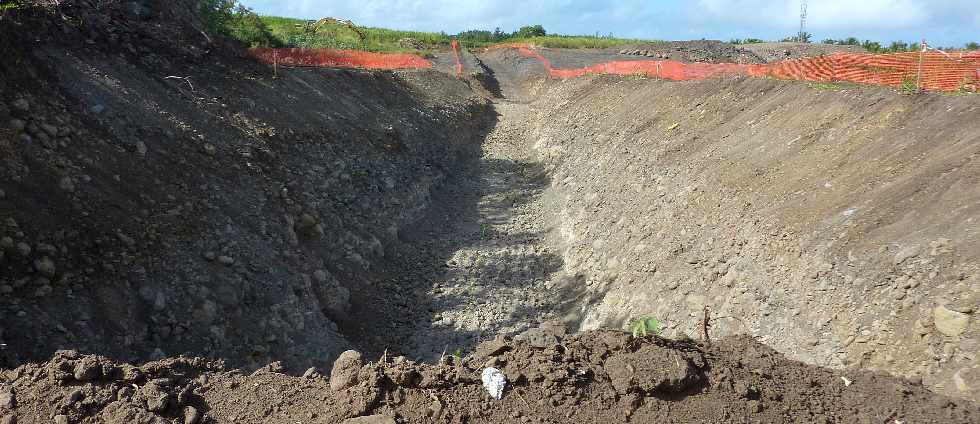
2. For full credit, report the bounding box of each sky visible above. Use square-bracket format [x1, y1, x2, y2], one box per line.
[239, 0, 980, 47]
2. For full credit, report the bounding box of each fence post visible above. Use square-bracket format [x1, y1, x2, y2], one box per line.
[916, 39, 926, 91]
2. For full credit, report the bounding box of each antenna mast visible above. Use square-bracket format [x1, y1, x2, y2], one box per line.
[798, 0, 808, 42]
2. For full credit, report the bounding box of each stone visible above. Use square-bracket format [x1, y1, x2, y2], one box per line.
[1, 414, 16, 424]
[59, 176, 75, 193]
[116, 232, 136, 247]
[34, 285, 53, 297]
[217, 256, 235, 266]
[10, 99, 29, 113]
[893, 245, 921, 265]
[141, 379, 173, 412]
[341, 416, 397, 424]
[9, 119, 25, 132]
[302, 367, 318, 379]
[73, 357, 102, 381]
[40, 123, 58, 137]
[90, 104, 106, 114]
[67, 389, 83, 404]
[33, 256, 57, 277]
[202, 143, 217, 156]
[15, 242, 30, 257]
[0, 390, 14, 409]
[184, 406, 202, 424]
[135, 141, 147, 157]
[934, 305, 970, 337]
[54, 415, 68, 424]
[312, 269, 329, 283]
[330, 350, 364, 391]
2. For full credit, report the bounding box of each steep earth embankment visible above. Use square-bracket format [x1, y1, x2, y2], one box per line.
[1, 2, 979, 423]
[524, 75, 980, 402]
[0, 1, 491, 372]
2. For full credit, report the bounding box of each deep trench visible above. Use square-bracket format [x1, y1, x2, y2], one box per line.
[343, 63, 566, 361]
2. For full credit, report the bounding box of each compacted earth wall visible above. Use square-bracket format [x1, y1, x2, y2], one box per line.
[526, 75, 980, 402]
[0, 1, 491, 372]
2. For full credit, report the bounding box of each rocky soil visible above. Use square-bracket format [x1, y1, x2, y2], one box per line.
[3, 330, 978, 423]
[524, 75, 980, 402]
[1, 1, 979, 423]
[0, 0, 491, 372]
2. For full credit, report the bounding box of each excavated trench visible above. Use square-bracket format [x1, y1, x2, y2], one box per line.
[1, 4, 980, 422]
[354, 49, 980, 404]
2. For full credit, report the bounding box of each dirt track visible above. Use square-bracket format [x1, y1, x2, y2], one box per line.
[2, 1, 980, 423]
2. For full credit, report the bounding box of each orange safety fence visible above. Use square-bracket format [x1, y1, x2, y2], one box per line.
[507, 43, 979, 92]
[249, 48, 433, 70]
[451, 40, 464, 75]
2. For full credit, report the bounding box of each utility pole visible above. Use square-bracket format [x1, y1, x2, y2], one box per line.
[799, 0, 808, 43]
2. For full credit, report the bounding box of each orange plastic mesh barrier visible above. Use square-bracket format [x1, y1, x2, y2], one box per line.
[451, 40, 464, 75]
[507, 43, 979, 92]
[249, 48, 433, 70]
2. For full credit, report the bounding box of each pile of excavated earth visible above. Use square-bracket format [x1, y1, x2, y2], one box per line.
[1, 1, 978, 423]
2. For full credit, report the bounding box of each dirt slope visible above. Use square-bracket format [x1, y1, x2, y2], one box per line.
[2, 2, 980, 423]
[0, 1, 490, 372]
[523, 75, 980, 402]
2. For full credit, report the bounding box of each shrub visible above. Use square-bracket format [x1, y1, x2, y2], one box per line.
[967, 42, 979, 51]
[516, 25, 546, 38]
[901, 76, 919, 95]
[200, 0, 277, 47]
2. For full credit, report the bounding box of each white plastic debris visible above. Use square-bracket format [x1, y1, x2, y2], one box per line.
[841, 376, 852, 387]
[481, 367, 507, 400]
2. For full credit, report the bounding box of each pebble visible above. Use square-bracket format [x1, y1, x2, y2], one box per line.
[59, 176, 75, 193]
[40, 123, 58, 137]
[217, 256, 235, 266]
[934, 305, 970, 337]
[0, 390, 14, 409]
[313, 269, 329, 283]
[202, 143, 217, 156]
[53, 415, 68, 424]
[9, 119, 25, 132]
[135, 141, 147, 157]
[116, 232, 136, 247]
[67, 389, 83, 404]
[15, 242, 31, 257]
[34, 285, 53, 297]
[184, 406, 202, 424]
[10, 99, 29, 113]
[33, 257, 57, 277]
[893, 245, 921, 265]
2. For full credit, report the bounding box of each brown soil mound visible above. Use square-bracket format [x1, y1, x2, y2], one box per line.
[3, 331, 977, 423]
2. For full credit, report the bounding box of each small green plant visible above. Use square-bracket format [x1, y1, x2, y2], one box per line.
[901, 76, 919, 95]
[624, 72, 648, 81]
[810, 82, 841, 91]
[629, 317, 660, 337]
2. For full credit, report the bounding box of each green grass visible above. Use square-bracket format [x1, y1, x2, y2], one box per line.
[260, 15, 450, 54]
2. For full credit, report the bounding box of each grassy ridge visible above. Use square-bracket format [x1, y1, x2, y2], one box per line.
[258, 15, 649, 52]
[260, 16, 449, 54]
